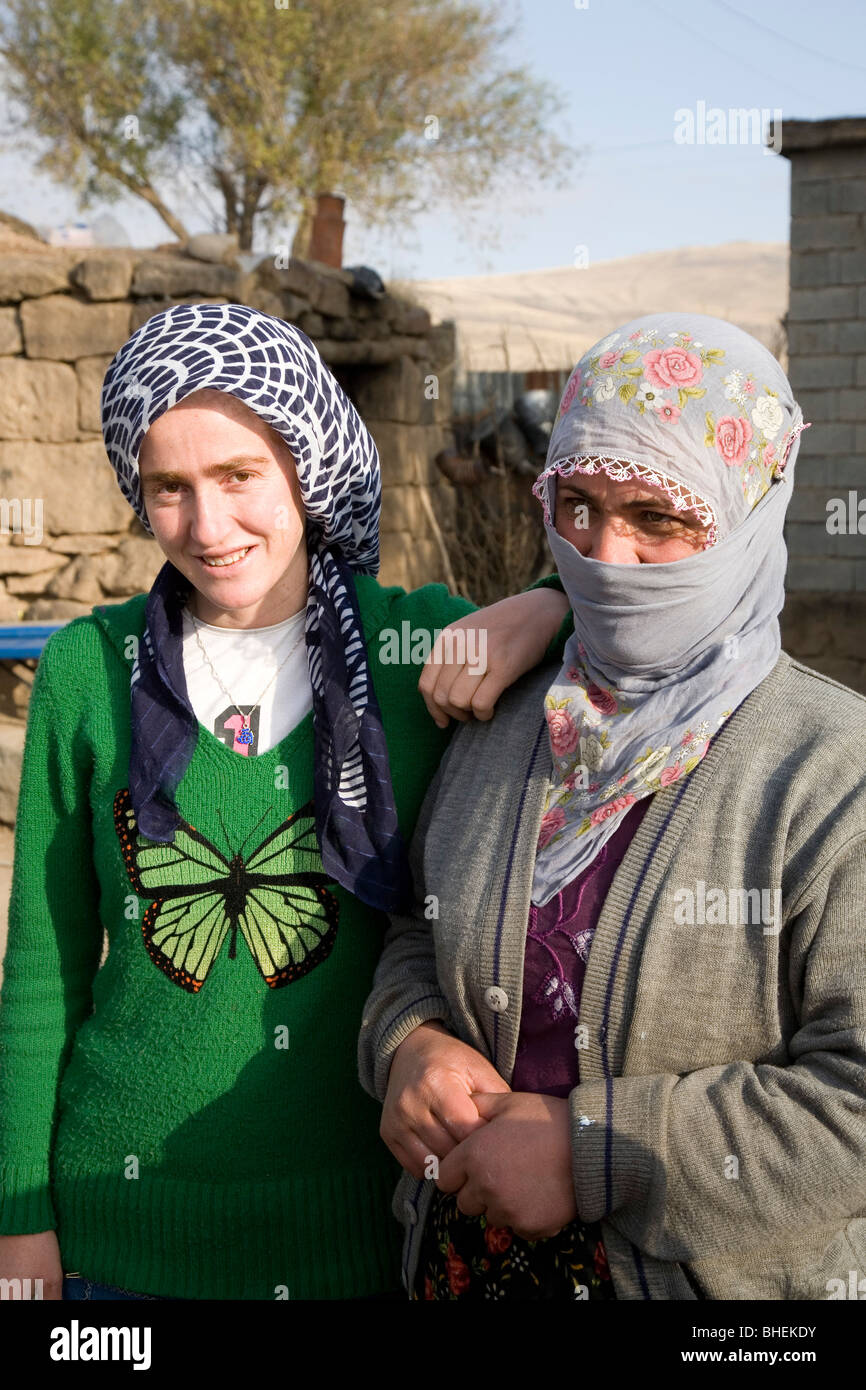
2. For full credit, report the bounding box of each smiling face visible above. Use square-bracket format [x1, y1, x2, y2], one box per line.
[553, 470, 710, 563]
[139, 388, 308, 628]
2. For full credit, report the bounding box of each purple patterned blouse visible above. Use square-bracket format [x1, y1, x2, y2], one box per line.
[512, 795, 653, 1097]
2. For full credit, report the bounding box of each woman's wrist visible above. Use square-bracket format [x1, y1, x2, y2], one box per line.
[394, 1019, 450, 1060]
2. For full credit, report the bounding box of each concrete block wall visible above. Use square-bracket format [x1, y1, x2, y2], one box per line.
[776, 118, 866, 691]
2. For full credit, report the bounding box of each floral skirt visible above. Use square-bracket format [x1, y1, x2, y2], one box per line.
[412, 1190, 617, 1301]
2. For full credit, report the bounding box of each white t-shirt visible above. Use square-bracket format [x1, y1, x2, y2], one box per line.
[181, 607, 313, 757]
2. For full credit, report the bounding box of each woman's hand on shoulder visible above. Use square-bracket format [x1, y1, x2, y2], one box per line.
[0, 1230, 63, 1300]
[380, 1021, 510, 1179]
[419, 589, 570, 728]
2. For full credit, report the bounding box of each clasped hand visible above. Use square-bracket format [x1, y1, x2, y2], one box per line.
[382, 1023, 577, 1241]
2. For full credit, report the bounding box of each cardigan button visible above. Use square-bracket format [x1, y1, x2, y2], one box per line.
[483, 985, 509, 1013]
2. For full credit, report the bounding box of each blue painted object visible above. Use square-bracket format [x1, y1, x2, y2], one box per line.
[0, 623, 66, 659]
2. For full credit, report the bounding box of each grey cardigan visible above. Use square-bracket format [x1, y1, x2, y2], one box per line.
[358, 650, 866, 1300]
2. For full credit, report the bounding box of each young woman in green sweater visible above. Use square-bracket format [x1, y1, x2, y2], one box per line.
[0, 303, 568, 1300]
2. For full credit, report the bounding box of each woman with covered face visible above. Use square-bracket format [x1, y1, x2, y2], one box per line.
[0, 303, 571, 1300]
[360, 312, 866, 1301]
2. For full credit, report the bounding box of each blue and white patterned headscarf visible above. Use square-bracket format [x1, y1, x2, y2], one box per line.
[101, 301, 410, 911]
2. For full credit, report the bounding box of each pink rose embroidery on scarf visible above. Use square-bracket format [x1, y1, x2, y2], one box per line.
[642, 347, 704, 390]
[559, 369, 583, 417]
[714, 415, 753, 467]
[586, 682, 617, 715]
[546, 706, 581, 757]
[538, 806, 567, 849]
[590, 794, 636, 825]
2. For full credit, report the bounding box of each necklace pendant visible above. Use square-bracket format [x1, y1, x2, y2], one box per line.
[237, 725, 254, 745]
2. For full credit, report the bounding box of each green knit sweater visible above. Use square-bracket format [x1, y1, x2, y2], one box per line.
[0, 575, 514, 1299]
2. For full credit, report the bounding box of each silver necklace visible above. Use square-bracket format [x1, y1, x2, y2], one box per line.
[189, 609, 306, 746]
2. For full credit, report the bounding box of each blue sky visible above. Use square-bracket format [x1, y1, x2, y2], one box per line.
[2, 0, 864, 278]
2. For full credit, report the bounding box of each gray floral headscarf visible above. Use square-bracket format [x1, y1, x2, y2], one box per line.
[530, 312, 808, 907]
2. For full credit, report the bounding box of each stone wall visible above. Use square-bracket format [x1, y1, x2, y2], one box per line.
[0, 239, 459, 823]
[775, 117, 866, 692]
